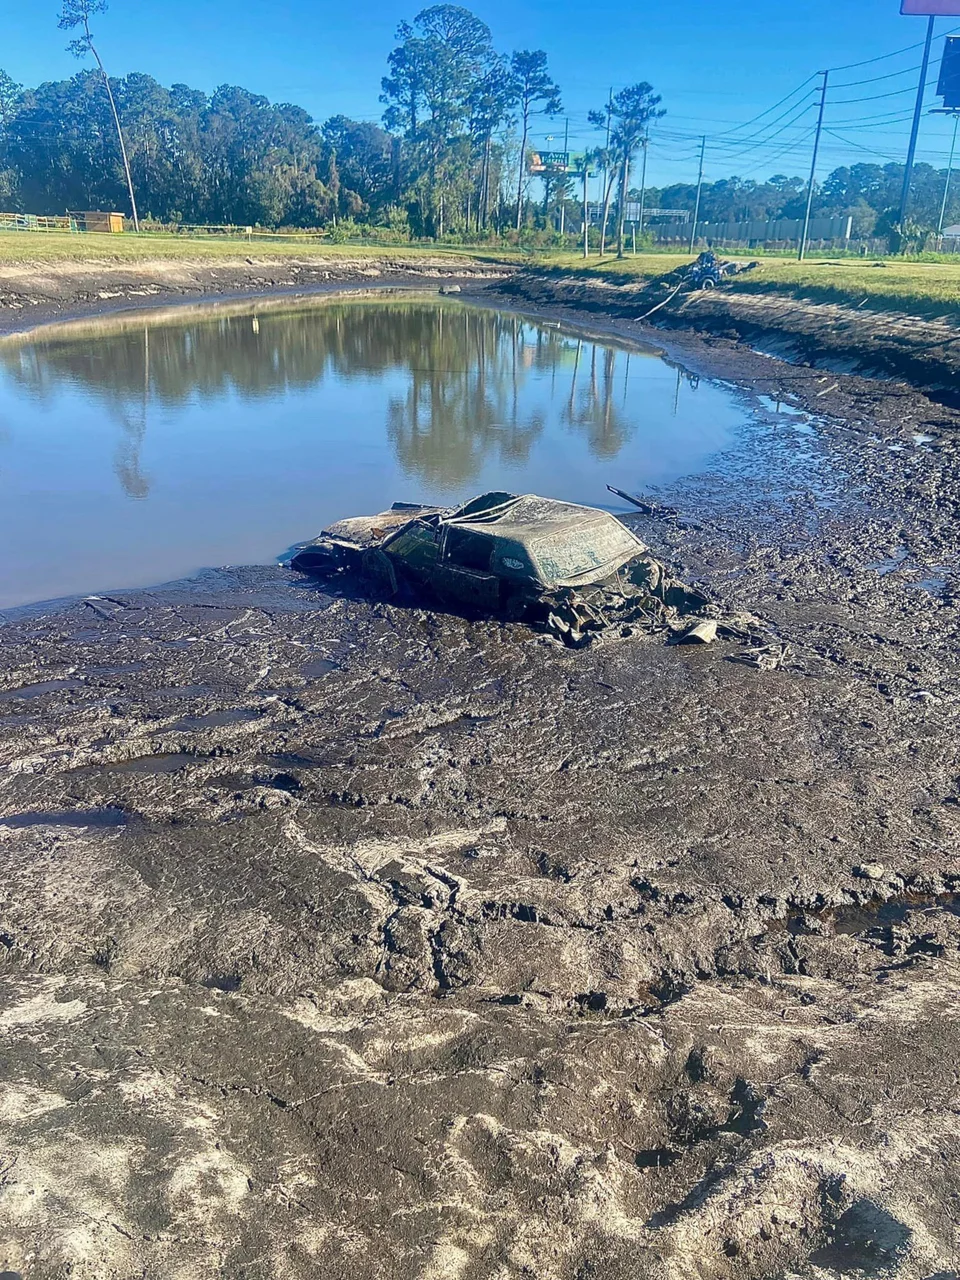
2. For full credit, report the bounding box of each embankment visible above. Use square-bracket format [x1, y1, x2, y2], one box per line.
[0, 250, 512, 333]
[496, 267, 960, 404]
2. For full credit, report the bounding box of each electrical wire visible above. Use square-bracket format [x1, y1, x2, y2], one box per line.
[827, 25, 960, 73]
[710, 75, 817, 138]
[829, 62, 926, 90]
[827, 77, 940, 107]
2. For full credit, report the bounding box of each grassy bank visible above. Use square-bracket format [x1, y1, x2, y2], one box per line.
[1, 230, 958, 317]
[541, 251, 960, 318]
[0, 230, 518, 266]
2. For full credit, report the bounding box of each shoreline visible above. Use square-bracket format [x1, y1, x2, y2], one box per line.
[3, 250, 960, 401]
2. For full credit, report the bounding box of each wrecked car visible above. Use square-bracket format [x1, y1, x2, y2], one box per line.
[290, 490, 713, 646]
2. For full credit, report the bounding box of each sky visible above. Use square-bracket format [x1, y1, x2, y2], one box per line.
[2, 0, 960, 191]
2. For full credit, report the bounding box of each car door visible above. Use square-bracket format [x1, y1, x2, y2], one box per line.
[434, 528, 501, 610]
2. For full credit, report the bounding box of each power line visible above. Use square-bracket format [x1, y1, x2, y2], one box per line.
[827, 25, 960, 72]
[710, 76, 817, 138]
[830, 62, 926, 90]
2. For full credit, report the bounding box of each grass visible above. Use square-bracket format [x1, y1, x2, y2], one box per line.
[541, 250, 960, 318]
[0, 230, 520, 265]
[1, 230, 958, 317]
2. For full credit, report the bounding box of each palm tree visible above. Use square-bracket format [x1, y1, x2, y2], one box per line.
[591, 84, 664, 258]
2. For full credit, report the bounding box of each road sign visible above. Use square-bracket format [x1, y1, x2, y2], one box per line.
[901, 1, 960, 14]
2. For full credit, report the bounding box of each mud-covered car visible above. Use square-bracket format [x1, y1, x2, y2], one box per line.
[291, 490, 711, 645]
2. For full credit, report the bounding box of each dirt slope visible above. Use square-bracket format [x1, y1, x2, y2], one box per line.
[497, 270, 960, 405]
[0, 253, 510, 333]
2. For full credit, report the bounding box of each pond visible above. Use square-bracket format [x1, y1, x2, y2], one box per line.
[0, 293, 753, 608]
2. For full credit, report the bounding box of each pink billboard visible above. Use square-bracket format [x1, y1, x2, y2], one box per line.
[901, 0, 960, 12]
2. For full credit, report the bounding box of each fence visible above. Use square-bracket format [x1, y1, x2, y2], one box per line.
[651, 215, 853, 249]
[0, 212, 79, 233]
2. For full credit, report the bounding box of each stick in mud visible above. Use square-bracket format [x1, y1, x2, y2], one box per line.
[606, 484, 678, 518]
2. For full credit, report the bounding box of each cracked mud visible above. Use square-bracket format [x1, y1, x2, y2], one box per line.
[3, 280, 960, 1278]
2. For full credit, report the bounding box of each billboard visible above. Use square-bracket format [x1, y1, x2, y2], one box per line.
[901, 1, 960, 13]
[527, 151, 569, 174]
[938, 35, 960, 105]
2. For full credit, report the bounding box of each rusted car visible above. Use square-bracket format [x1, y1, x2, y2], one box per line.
[290, 490, 711, 646]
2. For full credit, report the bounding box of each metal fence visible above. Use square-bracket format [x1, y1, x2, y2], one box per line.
[0, 212, 79, 233]
[651, 215, 854, 249]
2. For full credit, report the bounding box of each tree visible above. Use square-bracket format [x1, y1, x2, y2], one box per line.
[381, 5, 497, 235]
[590, 83, 663, 258]
[0, 70, 22, 130]
[322, 116, 394, 218]
[509, 50, 561, 230]
[0, 71, 23, 208]
[58, 0, 140, 229]
[467, 59, 515, 230]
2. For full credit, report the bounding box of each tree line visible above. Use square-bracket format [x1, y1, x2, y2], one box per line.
[0, 0, 957, 244]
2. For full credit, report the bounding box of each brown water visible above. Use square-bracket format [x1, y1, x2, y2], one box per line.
[0, 294, 753, 608]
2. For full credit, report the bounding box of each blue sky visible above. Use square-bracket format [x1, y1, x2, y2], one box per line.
[3, 0, 959, 189]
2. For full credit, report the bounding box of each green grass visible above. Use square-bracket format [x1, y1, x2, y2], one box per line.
[540, 250, 960, 317]
[1, 230, 959, 317]
[0, 230, 520, 265]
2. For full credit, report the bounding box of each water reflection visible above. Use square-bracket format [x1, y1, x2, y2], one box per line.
[0, 296, 744, 607]
[1, 300, 671, 489]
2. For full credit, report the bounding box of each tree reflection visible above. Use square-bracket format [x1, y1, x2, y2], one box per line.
[385, 310, 554, 488]
[113, 326, 150, 499]
[0, 299, 640, 494]
[562, 340, 634, 458]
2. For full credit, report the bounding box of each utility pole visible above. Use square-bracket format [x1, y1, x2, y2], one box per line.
[799, 70, 829, 262]
[899, 14, 937, 230]
[937, 112, 960, 237]
[638, 135, 649, 237]
[689, 136, 706, 254]
[560, 118, 569, 237]
[601, 87, 612, 209]
[582, 163, 590, 258]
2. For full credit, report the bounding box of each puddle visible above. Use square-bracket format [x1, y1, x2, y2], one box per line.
[0, 679, 83, 701]
[300, 658, 340, 678]
[1, 296, 767, 609]
[871, 547, 909, 576]
[756, 395, 808, 419]
[260, 751, 327, 769]
[201, 974, 242, 992]
[786, 893, 960, 936]
[913, 432, 934, 445]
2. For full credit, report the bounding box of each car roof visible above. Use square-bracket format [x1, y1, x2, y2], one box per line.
[445, 492, 645, 552]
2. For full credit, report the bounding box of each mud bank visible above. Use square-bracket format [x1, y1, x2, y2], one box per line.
[0, 252, 510, 335]
[495, 269, 960, 406]
[4, 286, 960, 1277]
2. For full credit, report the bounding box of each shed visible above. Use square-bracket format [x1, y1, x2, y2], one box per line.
[82, 211, 125, 233]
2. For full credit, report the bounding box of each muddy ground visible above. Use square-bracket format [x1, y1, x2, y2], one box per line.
[0, 253, 510, 338]
[3, 268, 960, 1278]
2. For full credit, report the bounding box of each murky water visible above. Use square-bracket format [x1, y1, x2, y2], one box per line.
[0, 294, 754, 608]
